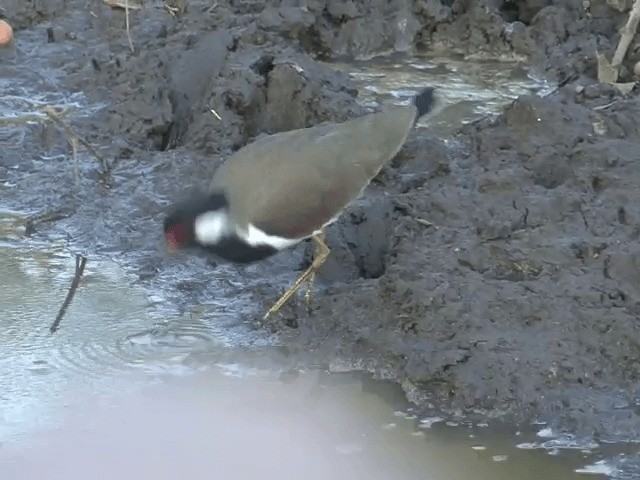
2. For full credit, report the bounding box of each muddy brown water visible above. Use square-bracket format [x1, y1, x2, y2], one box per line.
[1, 52, 634, 478]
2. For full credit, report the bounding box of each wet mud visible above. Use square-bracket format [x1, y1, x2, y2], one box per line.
[2, 0, 640, 453]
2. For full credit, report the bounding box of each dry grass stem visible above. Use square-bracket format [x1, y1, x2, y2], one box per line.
[164, 4, 180, 16]
[209, 107, 222, 121]
[0, 106, 71, 126]
[104, 0, 142, 10]
[41, 106, 109, 173]
[612, 0, 640, 66]
[597, 0, 640, 86]
[0, 113, 49, 126]
[24, 208, 74, 236]
[415, 218, 435, 227]
[2, 105, 112, 176]
[103, 0, 137, 51]
[71, 137, 79, 186]
[124, 0, 135, 53]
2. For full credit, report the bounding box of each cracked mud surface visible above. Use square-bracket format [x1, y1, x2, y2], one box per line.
[2, 0, 640, 448]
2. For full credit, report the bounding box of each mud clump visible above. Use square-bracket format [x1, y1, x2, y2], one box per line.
[2, 0, 640, 449]
[308, 86, 640, 439]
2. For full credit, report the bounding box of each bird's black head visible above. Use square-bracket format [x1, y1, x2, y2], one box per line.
[163, 192, 228, 252]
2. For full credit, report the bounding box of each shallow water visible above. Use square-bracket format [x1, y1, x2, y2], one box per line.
[0, 50, 632, 478]
[0, 216, 626, 478]
[331, 53, 551, 138]
[0, 340, 625, 480]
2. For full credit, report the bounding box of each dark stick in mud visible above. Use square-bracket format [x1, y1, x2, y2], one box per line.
[50, 255, 88, 334]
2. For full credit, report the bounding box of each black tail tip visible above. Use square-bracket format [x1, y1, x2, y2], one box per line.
[414, 87, 435, 119]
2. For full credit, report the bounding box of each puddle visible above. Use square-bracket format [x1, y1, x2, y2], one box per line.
[0, 214, 235, 444]
[330, 53, 551, 138]
[0, 366, 628, 480]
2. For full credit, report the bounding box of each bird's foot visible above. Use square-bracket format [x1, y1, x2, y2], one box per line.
[263, 231, 329, 320]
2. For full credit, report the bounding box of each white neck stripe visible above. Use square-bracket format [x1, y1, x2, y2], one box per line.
[194, 211, 229, 245]
[194, 211, 300, 251]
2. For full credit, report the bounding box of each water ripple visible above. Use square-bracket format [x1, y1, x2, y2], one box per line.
[0, 218, 238, 443]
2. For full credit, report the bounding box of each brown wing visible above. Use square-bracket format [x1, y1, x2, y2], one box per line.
[248, 167, 357, 239]
[210, 104, 417, 239]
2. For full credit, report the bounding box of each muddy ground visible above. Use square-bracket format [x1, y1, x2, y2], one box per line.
[2, 0, 640, 448]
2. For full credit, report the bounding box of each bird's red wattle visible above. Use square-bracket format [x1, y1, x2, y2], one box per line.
[165, 223, 186, 250]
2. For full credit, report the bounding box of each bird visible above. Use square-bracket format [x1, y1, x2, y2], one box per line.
[163, 86, 436, 319]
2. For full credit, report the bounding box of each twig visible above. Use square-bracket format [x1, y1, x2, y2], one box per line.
[597, 0, 640, 85]
[612, 0, 640, 67]
[105, 0, 141, 9]
[0, 107, 71, 126]
[41, 106, 109, 173]
[50, 255, 88, 334]
[415, 218, 435, 227]
[164, 4, 180, 16]
[71, 137, 79, 186]
[24, 207, 75, 236]
[593, 100, 620, 110]
[124, 0, 135, 53]
[209, 106, 222, 121]
[0, 113, 47, 125]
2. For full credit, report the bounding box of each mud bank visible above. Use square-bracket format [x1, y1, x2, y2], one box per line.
[2, 0, 640, 449]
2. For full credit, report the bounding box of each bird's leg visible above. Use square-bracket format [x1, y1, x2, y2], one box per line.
[305, 229, 326, 313]
[263, 232, 330, 320]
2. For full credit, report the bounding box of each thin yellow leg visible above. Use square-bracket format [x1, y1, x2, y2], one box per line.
[263, 231, 330, 320]
[304, 229, 326, 312]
